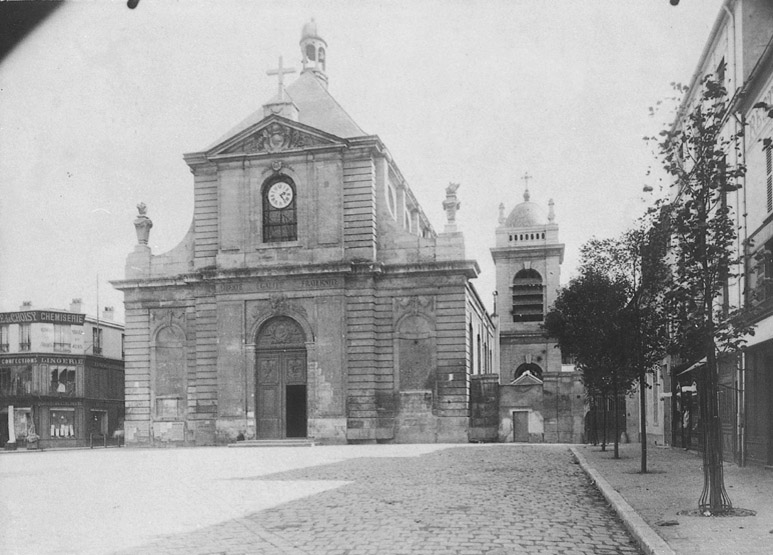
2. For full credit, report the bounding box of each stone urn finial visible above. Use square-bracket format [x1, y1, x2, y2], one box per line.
[134, 202, 153, 245]
[442, 183, 461, 232]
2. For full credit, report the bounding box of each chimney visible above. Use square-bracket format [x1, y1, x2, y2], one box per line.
[70, 298, 83, 314]
[20, 301, 32, 311]
[102, 306, 115, 321]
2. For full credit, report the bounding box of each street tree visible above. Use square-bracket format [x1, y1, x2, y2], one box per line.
[544, 268, 637, 459]
[656, 72, 751, 514]
[579, 223, 669, 474]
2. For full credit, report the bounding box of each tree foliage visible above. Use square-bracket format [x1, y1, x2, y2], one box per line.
[658, 74, 751, 362]
[656, 71, 751, 514]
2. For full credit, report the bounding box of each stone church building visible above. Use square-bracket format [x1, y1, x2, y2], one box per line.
[112, 21, 496, 446]
[490, 186, 585, 443]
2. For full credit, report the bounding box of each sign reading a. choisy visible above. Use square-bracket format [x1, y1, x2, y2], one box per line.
[0, 311, 86, 325]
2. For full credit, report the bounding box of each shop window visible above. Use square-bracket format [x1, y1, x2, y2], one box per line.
[50, 408, 75, 438]
[51, 367, 76, 396]
[19, 323, 31, 351]
[12, 408, 31, 441]
[0, 366, 32, 395]
[0, 367, 10, 394]
[93, 327, 103, 355]
[53, 323, 71, 352]
[0, 325, 8, 352]
[89, 410, 107, 437]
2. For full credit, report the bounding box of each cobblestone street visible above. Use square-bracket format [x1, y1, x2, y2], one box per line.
[112, 444, 640, 555]
[1, 444, 641, 554]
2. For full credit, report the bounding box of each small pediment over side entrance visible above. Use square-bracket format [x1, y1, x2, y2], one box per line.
[511, 370, 543, 386]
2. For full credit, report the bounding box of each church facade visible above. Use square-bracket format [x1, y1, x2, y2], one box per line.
[491, 186, 585, 443]
[112, 21, 495, 446]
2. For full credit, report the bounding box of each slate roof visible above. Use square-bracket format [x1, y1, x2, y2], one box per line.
[206, 71, 366, 151]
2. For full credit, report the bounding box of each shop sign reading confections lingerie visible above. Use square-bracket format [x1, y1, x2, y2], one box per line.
[217, 277, 343, 293]
[0, 355, 82, 366]
[0, 310, 85, 325]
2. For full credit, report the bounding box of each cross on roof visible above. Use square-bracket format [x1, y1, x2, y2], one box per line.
[521, 171, 533, 201]
[267, 56, 297, 101]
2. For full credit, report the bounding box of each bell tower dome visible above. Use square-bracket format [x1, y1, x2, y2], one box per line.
[300, 18, 328, 86]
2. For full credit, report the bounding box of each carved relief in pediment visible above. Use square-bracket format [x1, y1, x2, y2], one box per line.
[225, 123, 329, 155]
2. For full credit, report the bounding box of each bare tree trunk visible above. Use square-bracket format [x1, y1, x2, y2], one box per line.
[699, 338, 731, 514]
[613, 378, 620, 459]
[601, 394, 607, 452]
[640, 371, 648, 473]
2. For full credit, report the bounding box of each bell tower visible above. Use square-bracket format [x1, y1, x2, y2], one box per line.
[491, 175, 564, 382]
[300, 18, 328, 86]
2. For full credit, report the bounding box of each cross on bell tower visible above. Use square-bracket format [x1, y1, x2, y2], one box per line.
[521, 171, 533, 201]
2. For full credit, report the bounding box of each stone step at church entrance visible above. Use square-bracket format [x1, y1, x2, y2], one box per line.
[227, 438, 315, 448]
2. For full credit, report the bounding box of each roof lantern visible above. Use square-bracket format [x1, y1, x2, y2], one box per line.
[300, 18, 328, 86]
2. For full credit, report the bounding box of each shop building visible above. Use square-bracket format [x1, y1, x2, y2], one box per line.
[625, 0, 773, 467]
[0, 300, 125, 449]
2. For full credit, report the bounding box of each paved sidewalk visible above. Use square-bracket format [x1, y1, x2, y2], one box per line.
[573, 443, 773, 554]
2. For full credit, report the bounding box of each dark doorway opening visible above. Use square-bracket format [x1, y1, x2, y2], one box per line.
[0, 412, 8, 446]
[286, 384, 307, 438]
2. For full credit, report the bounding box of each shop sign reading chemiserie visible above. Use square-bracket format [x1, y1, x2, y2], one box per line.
[0, 310, 85, 325]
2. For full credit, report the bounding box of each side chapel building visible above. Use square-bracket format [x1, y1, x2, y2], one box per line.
[112, 21, 496, 446]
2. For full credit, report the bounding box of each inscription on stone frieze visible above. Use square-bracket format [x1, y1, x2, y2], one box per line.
[217, 277, 343, 294]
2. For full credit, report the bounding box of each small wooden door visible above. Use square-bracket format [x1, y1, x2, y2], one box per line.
[513, 411, 529, 443]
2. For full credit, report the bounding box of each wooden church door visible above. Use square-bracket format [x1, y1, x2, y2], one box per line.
[255, 317, 307, 439]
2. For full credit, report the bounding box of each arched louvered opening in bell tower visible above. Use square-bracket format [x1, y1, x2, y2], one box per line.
[511, 269, 544, 322]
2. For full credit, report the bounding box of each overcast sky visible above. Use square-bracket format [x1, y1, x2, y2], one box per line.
[0, 0, 723, 321]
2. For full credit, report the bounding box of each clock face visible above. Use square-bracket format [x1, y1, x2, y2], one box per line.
[268, 181, 294, 209]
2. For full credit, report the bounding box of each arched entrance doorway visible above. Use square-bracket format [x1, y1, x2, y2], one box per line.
[255, 316, 307, 439]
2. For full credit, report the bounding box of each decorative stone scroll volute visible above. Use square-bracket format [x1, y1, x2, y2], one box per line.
[134, 202, 153, 245]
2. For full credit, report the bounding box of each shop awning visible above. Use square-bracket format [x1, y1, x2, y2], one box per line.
[677, 357, 706, 376]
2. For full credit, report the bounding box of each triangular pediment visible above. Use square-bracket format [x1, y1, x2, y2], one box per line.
[511, 370, 543, 386]
[208, 115, 345, 158]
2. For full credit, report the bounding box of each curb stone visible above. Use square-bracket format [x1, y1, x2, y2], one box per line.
[571, 447, 676, 555]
